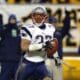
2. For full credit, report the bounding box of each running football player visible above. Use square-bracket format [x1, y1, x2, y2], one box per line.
[17, 6, 58, 80]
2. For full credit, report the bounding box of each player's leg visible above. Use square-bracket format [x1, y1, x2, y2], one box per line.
[45, 58, 63, 80]
[52, 58, 63, 80]
[15, 62, 26, 80]
[36, 62, 52, 80]
[16, 60, 36, 80]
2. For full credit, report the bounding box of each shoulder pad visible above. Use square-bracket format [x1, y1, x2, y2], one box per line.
[22, 24, 35, 30]
[22, 24, 35, 35]
[45, 23, 56, 32]
[26, 24, 34, 28]
[22, 24, 34, 28]
[45, 23, 53, 28]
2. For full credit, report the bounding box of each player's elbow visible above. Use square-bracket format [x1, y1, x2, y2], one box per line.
[21, 43, 28, 52]
[21, 39, 30, 52]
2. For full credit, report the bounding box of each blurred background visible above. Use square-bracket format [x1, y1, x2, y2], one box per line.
[0, 0, 80, 80]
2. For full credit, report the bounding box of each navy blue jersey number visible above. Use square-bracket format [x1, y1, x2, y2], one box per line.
[36, 35, 52, 43]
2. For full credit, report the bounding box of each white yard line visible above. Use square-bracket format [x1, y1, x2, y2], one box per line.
[63, 57, 80, 60]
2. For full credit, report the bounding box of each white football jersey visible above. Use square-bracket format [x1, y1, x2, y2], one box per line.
[21, 23, 56, 62]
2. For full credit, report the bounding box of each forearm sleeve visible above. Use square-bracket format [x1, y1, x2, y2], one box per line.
[29, 43, 43, 51]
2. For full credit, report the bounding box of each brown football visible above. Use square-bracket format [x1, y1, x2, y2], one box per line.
[47, 39, 58, 57]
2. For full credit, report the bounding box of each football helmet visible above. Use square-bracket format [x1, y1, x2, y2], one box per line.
[31, 6, 48, 26]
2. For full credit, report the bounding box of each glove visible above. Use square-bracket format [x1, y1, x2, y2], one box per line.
[44, 41, 53, 49]
[44, 40, 58, 57]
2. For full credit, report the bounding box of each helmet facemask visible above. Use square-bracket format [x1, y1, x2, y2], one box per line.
[31, 7, 48, 26]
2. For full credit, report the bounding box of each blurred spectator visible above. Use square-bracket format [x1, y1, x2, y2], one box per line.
[57, 0, 69, 4]
[46, 7, 52, 17]
[57, 10, 71, 58]
[70, 10, 77, 22]
[0, 14, 4, 43]
[7, 0, 52, 4]
[53, 8, 62, 23]
[46, 8, 56, 24]
[49, 10, 71, 59]
[46, 8, 63, 59]
[63, 11, 76, 46]
[26, 0, 52, 3]
[54, 29, 63, 59]
[61, 11, 71, 39]
[0, 14, 3, 25]
[15, 0, 21, 4]
[48, 17, 58, 26]
[6, 0, 80, 4]
[0, 14, 21, 80]
[17, 20, 24, 30]
[49, 17, 63, 59]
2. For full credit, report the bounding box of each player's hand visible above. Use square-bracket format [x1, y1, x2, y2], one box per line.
[54, 57, 62, 67]
[43, 40, 58, 57]
[44, 41, 53, 49]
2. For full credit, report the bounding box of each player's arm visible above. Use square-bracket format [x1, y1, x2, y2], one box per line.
[21, 39, 43, 52]
[21, 39, 31, 51]
[20, 26, 43, 52]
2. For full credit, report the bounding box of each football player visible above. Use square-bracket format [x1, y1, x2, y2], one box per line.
[17, 6, 58, 80]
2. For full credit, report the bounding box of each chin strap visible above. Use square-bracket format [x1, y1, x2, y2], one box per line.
[34, 23, 42, 27]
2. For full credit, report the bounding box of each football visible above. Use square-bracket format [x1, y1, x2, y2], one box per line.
[47, 39, 58, 57]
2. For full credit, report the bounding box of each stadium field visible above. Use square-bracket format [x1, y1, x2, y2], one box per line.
[63, 56, 80, 80]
